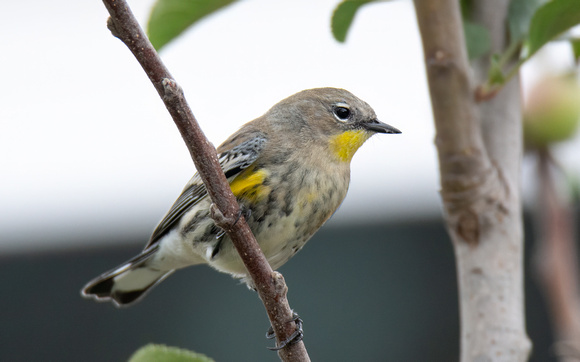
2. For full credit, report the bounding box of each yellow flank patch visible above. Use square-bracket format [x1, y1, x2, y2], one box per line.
[305, 192, 317, 203]
[329, 130, 371, 162]
[229, 168, 271, 202]
[297, 191, 318, 211]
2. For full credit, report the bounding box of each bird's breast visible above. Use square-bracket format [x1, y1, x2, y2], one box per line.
[208, 161, 350, 276]
[244, 163, 350, 269]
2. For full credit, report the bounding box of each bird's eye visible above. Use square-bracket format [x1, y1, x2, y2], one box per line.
[333, 106, 351, 122]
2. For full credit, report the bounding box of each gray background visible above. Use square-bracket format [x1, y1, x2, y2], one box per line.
[1, 216, 559, 361]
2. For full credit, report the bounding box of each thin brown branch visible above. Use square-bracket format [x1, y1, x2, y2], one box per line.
[101, 0, 309, 360]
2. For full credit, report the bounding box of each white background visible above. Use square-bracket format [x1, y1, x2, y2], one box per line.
[1, 0, 578, 252]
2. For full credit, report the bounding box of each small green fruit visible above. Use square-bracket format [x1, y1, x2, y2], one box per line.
[524, 74, 580, 149]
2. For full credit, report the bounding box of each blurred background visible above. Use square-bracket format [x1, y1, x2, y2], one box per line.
[1, 0, 579, 361]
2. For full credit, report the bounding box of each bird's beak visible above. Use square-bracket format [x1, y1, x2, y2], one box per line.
[362, 119, 402, 134]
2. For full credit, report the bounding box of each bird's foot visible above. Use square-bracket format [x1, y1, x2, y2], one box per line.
[266, 312, 304, 351]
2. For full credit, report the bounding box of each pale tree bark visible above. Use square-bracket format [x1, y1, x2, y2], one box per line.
[413, 0, 532, 360]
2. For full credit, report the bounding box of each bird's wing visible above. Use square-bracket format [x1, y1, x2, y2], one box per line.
[144, 131, 267, 249]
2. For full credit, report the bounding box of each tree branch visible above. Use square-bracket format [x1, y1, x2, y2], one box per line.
[101, 0, 309, 360]
[413, 0, 531, 360]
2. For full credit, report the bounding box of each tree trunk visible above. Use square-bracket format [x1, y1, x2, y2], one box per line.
[413, 0, 532, 360]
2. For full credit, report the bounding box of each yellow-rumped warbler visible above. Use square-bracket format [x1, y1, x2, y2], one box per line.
[82, 87, 400, 307]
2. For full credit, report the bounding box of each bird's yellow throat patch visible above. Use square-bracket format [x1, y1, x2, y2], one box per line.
[329, 130, 371, 162]
[229, 167, 271, 202]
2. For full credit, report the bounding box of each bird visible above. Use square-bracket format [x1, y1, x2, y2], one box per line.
[81, 87, 401, 307]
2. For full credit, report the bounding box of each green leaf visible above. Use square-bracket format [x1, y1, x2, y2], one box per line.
[526, 0, 580, 57]
[147, 0, 238, 50]
[463, 20, 491, 59]
[128, 344, 215, 362]
[331, 0, 383, 43]
[488, 54, 505, 85]
[507, 0, 548, 43]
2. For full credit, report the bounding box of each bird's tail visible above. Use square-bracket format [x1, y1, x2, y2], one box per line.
[81, 246, 173, 307]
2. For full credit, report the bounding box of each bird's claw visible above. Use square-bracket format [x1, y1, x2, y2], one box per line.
[234, 205, 251, 226]
[266, 312, 303, 351]
[215, 206, 251, 239]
